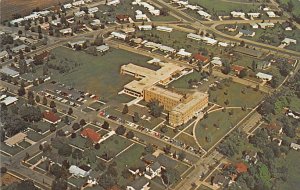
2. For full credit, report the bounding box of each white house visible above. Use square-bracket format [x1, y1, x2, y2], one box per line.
[138, 25, 152, 31]
[51, 19, 61, 26]
[290, 143, 300, 151]
[258, 22, 275, 29]
[231, 11, 245, 18]
[63, 3, 72, 9]
[256, 72, 272, 81]
[10, 18, 25, 25]
[187, 33, 203, 41]
[218, 42, 228, 47]
[88, 7, 99, 14]
[156, 26, 173, 32]
[72, 0, 85, 6]
[176, 49, 191, 57]
[247, 13, 260, 18]
[68, 40, 86, 49]
[0, 50, 8, 59]
[211, 57, 222, 66]
[59, 28, 72, 35]
[266, 11, 277, 18]
[282, 38, 297, 45]
[197, 10, 211, 19]
[159, 45, 176, 53]
[0, 67, 20, 78]
[24, 13, 40, 21]
[149, 9, 160, 16]
[144, 41, 161, 49]
[136, 14, 148, 20]
[111, 31, 127, 40]
[96, 45, 110, 52]
[90, 19, 101, 26]
[69, 165, 91, 177]
[107, 0, 120, 6]
[250, 23, 259, 29]
[144, 162, 164, 179]
[75, 11, 86, 17]
[1, 96, 18, 106]
[239, 29, 256, 37]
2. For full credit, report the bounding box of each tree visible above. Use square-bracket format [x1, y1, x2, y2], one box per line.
[58, 143, 72, 157]
[27, 91, 35, 105]
[162, 168, 181, 186]
[178, 151, 186, 161]
[94, 36, 104, 46]
[116, 125, 126, 135]
[102, 121, 110, 129]
[50, 124, 56, 132]
[133, 112, 140, 123]
[52, 178, 68, 190]
[68, 107, 73, 115]
[18, 30, 23, 35]
[79, 119, 86, 126]
[72, 123, 80, 130]
[122, 104, 129, 114]
[71, 133, 76, 138]
[1, 167, 7, 174]
[72, 149, 82, 160]
[50, 100, 56, 108]
[252, 60, 257, 71]
[42, 96, 47, 105]
[18, 85, 26, 96]
[148, 100, 163, 118]
[35, 95, 40, 103]
[95, 143, 100, 149]
[239, 69, 247, 78]
[126, 131, 134, 139]
[64, 116, 70, 124]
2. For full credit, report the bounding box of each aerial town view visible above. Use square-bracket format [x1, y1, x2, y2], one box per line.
[0, 0, 299, 189]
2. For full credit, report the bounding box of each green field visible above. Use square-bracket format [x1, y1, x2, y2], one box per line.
[195, 109, 250, 150]
[209, 81, 265, 108]
[49, 47, 156, 102]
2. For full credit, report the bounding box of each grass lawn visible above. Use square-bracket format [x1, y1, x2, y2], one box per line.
[88, 101, 105, 110]
[197, 184, 213, 190]
[26, 130, 44, 142]
[18, 141, 32, 149]
[94, 135, 133, 159]
[113, 143, 145, 186]
[278, 0, 300, 17]
[175, 133, 196, 147]
[195, 109, 250, 150]
[68, 176, 87, 188]
[48, 47, 156, 102]
[27, 152, 43, 165]
[169, 71, 203, 89]
[277, 151, 300, 190]
[209, 81, 265, 108]
[154, 125, 178, 138]
[0, 142, 23, 156]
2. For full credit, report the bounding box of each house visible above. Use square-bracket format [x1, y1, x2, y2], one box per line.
[235, 162, 248, 173]
[247, 13, 260, 18]
[1, 96, 18, 106]
[204, 37, 218, 45]
[69, 165, 91, 177]
[197, 10, 211, 19]
[231, 11, 245, 18]
[128, 168, 140, 175]
[211, 57, 222, 66]
[72, 0, 85, 7]
[63, 3, 72, 9]
[75, 11, 86, 17]
[257, 61, 271, 70]
[186, 4, 200, 10]
[136, 14, 148, 20]
[96, 45, 110, 52]
[138, 25, 152, 31]
[111, 32, 127, 40]
[176, 49, 191, 57]
[107, 0, 120, 6]
[187, 33, 203, 41]
[80, 128, 101, 144]
[193, 53, 209, 63]
[226, 25, 238, 32]
[33, 51, 49, 63]
[24, 13, 40, 21]
[282, 38, 297, 45]
[256, 72, 272, 81]
[144, 162, 164, 179]
[40, 22, 50, 30]
[286, 109, 300, 119]
[4, 132, 27, 147]
[258, 22, 275, 29]
[239, 29, 255, 37]
[218, 42, 228, 47]
[43, 110, 61, 124]
[51, 19, 61, 26]
[122, 27, 136, 34]
[11, 44, 28, 53]
[250, 23, 259, 29]
[88, 7, 99, 14]
[126, 177, 150, 190]
[159, 45, 176, 54]
[68, 40, 86, 49]
[231, 65, 245, 74]
[0, 67, 20, 78]
[10, 18, 25, 25]
[90, 19, 101, 26]
[116, 14, 130, 22]
[266, 11, 277, 18]
[59, 28, 72, 35]
[242, 150, 258, 164]
[212, 175, 230, 188]
[149, 9, 160, 16]
[290, 143, 300, 151]
[0, 50, 8, 59]
[156, 26, 173, 33]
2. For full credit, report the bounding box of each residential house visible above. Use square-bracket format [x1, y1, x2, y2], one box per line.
[290, 143, 300, 151]
[211, 57, 222, 66]
[231, 65, 245, 75]
[242, 150, 258, 164]
[116, 14, 130, 22]
[149, 9, 160, 16]
[122, 27, 135, 34]
[126, 177, 150, 190]
[59, 28, 72, 35]
[212, 174, 230, 189]
[239, 29, 255, 37]
[43, 110, 61, 124]
[0, 67, 20, 78]
[266, 11, 277, 18]
[138, 25, 152, 31]
[63, 3, 72, 9]
[72, 0, 85, 7]
[1, 96, 18, 106]
[75, 11, 86, 17]
[10, 18, 25, 26]
[218, 42, 229, 47]
[111, 32, 127, 40]
[256, 72, 272, 81]
[281, 38, 297, 45]
[136, 14, 148, 20]
[250, 23, 259, 29]
[197, 10, 211, 19]
[88, 7, 99, 14]
[156, 26, 173, 33]
[258, 22, 275, 29]
[231, 11, 245, 18]
[80, 128, 101, 144]
[68, 40, 86, 49]
[235, 162, 248, 174]
[51, 19, 61, 26]
[176, 49, 191, 57]
[96, 45, 110, 52]
[90, 19, 101, 26]
[286, 109, 300, 120]
[0, 50, 8, 59]
[247, 13, 260, 18]
[159, 45, 176, 54]
[226, 25, 238, 32]
[4, 132, 27, 147]
[257, 61, 271, 70]
[107, 0, 120, 6]
[69, 165, 91, 177]
[193, 53, 209, 63]
[144, 162, 165, 179]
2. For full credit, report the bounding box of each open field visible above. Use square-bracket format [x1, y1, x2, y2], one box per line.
[209, 81, 265, 108]
[48, 46, 156, 102]
[195, 109, 250, 150]
[0, 0, 69, 22]
[1, 173, 21, 186]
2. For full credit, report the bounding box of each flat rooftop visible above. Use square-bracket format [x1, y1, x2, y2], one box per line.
[172, 92, 208, 114]
[146, 86, 183, 102]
